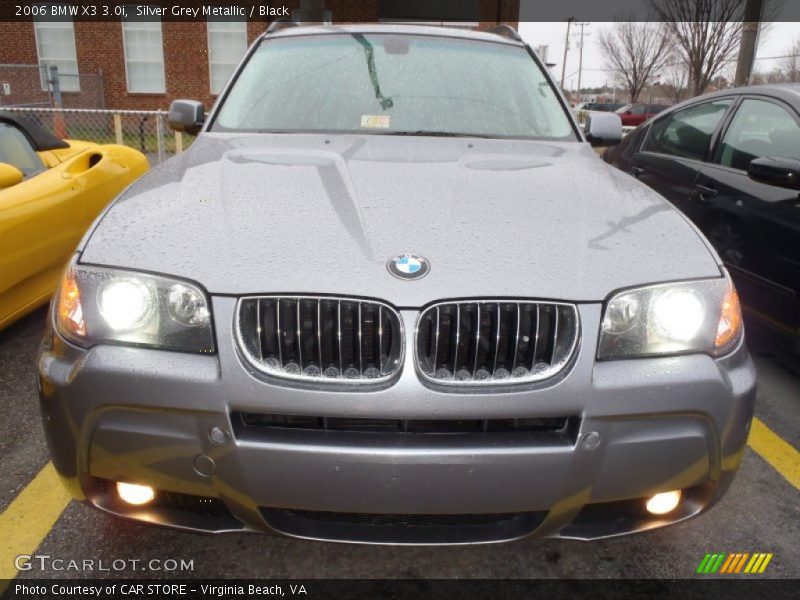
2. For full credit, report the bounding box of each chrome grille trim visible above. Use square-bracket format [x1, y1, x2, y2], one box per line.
[236, 296, 404, 384]
[415, 300, 579, 386]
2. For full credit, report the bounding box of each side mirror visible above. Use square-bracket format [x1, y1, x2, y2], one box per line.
[747, 156, 800, 191]
[584, 112, 623, 147]
[0, 162, 24, 188]
[168, 99, 205, 135]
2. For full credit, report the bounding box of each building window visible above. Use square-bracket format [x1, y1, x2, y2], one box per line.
[207, 20, 248, 95]
[33, 17, 80, 92]
[121, 16, 166, 93]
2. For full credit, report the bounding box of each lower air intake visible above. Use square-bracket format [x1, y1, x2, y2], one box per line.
[260, 508, 549, 544]
[233, 412, 577, 440]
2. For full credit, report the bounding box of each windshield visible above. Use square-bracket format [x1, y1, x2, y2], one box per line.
[0, 122, 44, 178]
[211, 33, 576, 140]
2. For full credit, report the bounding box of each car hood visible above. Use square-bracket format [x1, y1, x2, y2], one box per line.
[81, 133, 720, 305]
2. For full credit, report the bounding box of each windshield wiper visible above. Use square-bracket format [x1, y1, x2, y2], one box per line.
[351, 33, 394, 111]
[382, 130, 495, 139]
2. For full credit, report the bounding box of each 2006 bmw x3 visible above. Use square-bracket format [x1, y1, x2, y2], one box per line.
[39, 24, 756, 544]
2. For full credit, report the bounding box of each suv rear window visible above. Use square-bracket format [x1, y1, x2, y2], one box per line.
[212, 33, 576, 140]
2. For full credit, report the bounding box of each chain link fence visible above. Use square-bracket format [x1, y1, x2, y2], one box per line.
[0, 64, 52, 107]
[0, 64, 105, 109]
[1, 107, 195, 164]
[1, 64, 190, 163]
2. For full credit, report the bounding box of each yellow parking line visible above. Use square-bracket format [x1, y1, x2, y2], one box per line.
[0, 463, 71, 581]
[748, 417, 800, 491]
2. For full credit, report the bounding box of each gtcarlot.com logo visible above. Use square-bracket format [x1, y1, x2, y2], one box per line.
[696, 552, 773, 575]
[14, 554, 194, 572]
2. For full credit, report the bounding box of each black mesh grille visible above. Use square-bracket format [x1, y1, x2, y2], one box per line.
[260, 507, 550, 543]
[237, 296, 403, 383]
[415, 301, 579, 384]
[156, 491, 230, 518]
[274, 510, 526, 527]
[233, 412, 576, 438]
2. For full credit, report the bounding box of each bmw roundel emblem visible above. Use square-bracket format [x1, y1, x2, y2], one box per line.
[387, 253, 430, 280]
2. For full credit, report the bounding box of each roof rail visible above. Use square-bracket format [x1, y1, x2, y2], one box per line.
[484, 24, 522, 42]
[266, 18, 300, 34]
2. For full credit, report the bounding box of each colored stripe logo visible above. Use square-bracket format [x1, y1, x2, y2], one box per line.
[696, 553, 773, 574]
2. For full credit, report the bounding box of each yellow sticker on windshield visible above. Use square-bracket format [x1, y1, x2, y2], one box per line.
[360, 115, 390, 128]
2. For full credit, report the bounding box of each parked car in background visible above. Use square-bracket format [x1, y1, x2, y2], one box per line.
[573, 102, 625, 122]
[0, 111, 148, 331]
[604, 85, 800, 371]
[38, 24, 756, 545]
[615, 103, 671, 127]
[580, 102, 626, 113]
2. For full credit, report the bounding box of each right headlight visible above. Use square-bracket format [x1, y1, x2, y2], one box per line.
[598, 275, 742, 359]
[54, 256, 215, 353]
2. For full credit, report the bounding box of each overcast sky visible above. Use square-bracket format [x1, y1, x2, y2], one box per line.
[518, 21, 800, 91]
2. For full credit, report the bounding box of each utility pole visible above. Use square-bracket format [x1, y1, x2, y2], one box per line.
[734, 0, 763, 86]
[560, 17, 574, 90]
[574, 22, 590, 101]
[648, 74, 661, 103]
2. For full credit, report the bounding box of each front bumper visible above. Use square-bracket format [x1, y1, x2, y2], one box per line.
[38, 298, 757, 544]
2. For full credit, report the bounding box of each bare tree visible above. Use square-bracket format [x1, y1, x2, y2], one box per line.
[751, 66, 797, 84]
[660, 56, 690, 103]
[766, 68, 790, 83]
[748, 38, 800, 85]
[598, 22, 671, 102]
[780, 38, 800, 82]
[750, 70, 767, 85]
[651, 0, 745, 96]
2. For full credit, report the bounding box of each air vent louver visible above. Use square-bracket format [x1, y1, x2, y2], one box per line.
[415, 301, 578, 385]
[237, 296, 403, 383]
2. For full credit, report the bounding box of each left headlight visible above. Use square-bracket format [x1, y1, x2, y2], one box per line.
[54, 256, 214, 353]
[598, 275, 742, 360]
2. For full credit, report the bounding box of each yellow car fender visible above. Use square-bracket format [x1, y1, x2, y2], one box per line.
[0, 141, 148, 331]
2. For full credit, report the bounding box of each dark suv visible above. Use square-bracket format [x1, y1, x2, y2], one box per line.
[604, 85, 800, 371]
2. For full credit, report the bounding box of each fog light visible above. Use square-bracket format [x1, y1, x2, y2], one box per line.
[646, 490, 681, 515]
[116, 482, 155, 505]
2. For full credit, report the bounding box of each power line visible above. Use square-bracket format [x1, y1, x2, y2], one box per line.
[753, 53, 800, 61]
[581, 52, 798, 76]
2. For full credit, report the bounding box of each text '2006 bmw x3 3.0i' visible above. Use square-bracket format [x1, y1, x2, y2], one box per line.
[39, 23, 755, 544]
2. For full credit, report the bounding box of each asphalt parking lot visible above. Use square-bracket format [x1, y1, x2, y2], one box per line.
[1, 307, 798, 580]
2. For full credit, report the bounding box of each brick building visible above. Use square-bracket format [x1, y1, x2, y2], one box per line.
[0, 0, 519, 110]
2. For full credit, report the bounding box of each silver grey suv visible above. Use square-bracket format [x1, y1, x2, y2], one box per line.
[39, 24, 756, 544]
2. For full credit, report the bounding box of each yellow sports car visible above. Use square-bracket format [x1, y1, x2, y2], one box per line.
[0, 111, 149, 330]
